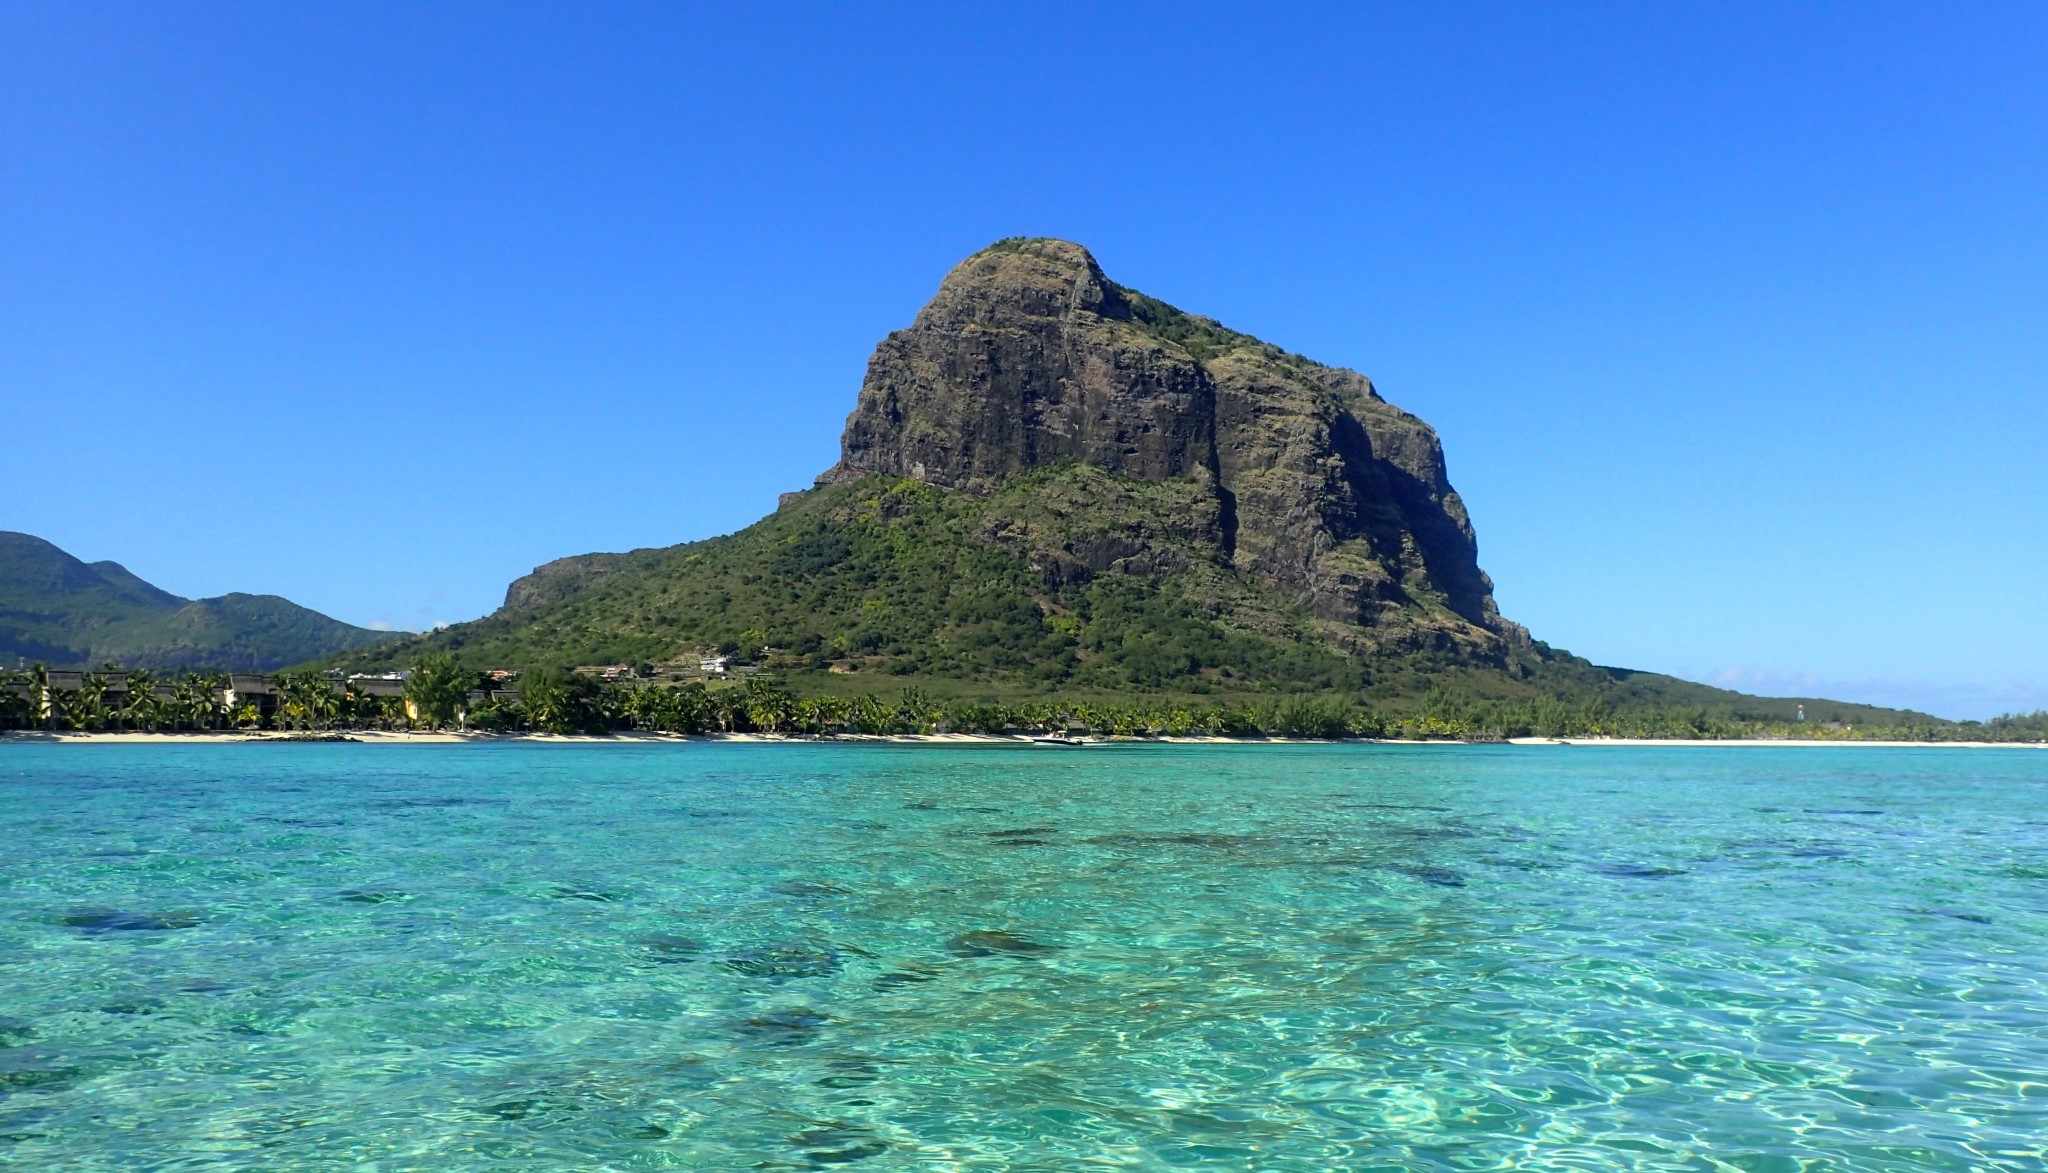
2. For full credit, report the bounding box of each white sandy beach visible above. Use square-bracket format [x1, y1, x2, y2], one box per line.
[1, 730, 1122, 746]
[4, 731, 2040, 748]
[1505, 737, 2045, 749]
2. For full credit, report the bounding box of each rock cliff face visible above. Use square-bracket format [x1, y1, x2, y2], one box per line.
[820, 238, 1522, 657]
[825, 241, 1215, 491]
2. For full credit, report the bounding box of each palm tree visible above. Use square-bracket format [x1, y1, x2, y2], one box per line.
[337, 682, 395, 730]
[518, 667, 579, 734]
[795, 695, 851, 736]
[895, 688, 936, 735]
[0, 667, 33, 729]
[307, 674, 338, 728]
[465, 693, 519, 732]
[273, 671, 339, 731]
[121, 669, 162, 732]
[272, 673, 306, 730]
[668, 683, 712, 733]
[742, 679, 796, 734]
[617, 684, 648, 730]
[403, 654, 474, 731]
[56, 672, 110, 731]
[171, 672, 227, 732]
[707, 687, 744, 733]
[589, 679, 626, 733]
[845, 693, 890, 735]
[26, 664, 52, 730]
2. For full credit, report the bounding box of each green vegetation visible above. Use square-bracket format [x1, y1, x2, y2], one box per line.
[327, 470, 1942, 732]
[973, 237, 1038, 257]
[7, 661, 2039, 743]
[1117, 284, 1270, 365]
[336, 469, 1335, 687]
[0, 665, 411, 732]
[402, 653, 471, 729]
[334, 468, 1443, 690]
[0, 531, 401, 671]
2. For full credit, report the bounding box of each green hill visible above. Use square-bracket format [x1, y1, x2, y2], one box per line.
[340, 466, 1921, 727]
[0, 531, 402, 671]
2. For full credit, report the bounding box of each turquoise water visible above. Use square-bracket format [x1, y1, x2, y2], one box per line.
[1, 744, 2045, 1170]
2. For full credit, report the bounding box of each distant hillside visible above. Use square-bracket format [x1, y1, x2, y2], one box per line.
[324, 239, 1935, 728]
[0, 531, 402, 671]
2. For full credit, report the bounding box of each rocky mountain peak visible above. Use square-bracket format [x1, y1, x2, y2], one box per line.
[818, 239, 1523, 656]
[821, 237, 1213, 493]
[914, 238, 1128, 326]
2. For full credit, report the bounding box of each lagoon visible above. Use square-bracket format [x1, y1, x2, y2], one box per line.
[1, 743, 2044, 1170]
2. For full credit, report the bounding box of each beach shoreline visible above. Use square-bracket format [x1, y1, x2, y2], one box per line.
[3, 730, 2040, 748]
[1505, 737, 2045, 749]
[0, 730, 1238, 746]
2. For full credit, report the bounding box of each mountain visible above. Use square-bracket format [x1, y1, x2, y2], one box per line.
[0, 531, 402, 671]
[821, 237, 1516, 661]
[336, 239, 1926, 724]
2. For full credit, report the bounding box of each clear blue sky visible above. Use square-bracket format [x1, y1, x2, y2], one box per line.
[4, 3, 2043, 718]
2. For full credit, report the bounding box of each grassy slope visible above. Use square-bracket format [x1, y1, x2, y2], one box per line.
[337, 473, 1936, 726]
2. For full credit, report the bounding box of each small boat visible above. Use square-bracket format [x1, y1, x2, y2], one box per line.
[1030, 731, 1093, 747]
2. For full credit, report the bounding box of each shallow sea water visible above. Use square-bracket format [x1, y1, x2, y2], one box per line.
[1, 742, 2045, 1171]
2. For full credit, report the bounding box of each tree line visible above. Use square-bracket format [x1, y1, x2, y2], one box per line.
[5, 656, 2043, 742]
[0, 665, 410, 732]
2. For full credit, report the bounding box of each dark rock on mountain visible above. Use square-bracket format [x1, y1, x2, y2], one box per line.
[821, 239, 1521, 658]
[0, 530, 401, 670]
[824, 241, 1215, 490]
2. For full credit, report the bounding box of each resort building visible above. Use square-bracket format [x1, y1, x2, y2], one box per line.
[224, 675, 276, 721]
